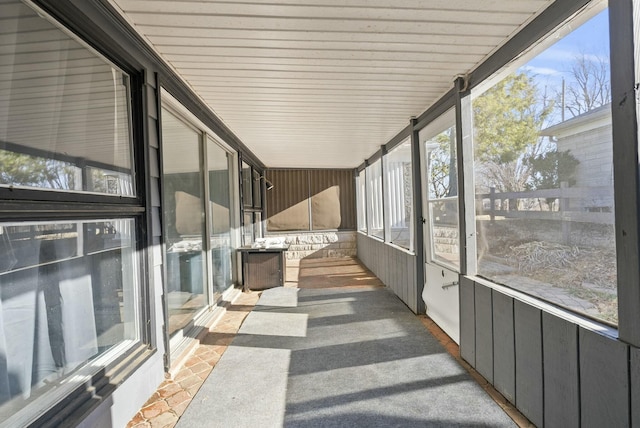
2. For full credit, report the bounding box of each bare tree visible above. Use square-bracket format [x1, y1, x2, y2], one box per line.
[561, 52, 610, 118]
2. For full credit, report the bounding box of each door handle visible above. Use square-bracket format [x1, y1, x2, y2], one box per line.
[442, 281, 459, 289]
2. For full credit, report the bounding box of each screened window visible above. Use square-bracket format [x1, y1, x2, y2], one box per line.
[357, 169, 367, 233]
[421, 110, 460, 269]
[472, 4, 616, 324]
[366, 160, 384, 240]
[384, 139, 414, 250]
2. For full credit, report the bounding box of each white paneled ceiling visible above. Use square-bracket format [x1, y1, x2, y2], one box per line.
[110, 0, 554, 168]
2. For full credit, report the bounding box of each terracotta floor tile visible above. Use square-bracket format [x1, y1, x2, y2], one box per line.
[193, 345, 214, 356]
[183, 356, 202, 368]
[141, 401, 170, 420]
[179, 375, 202, 390]
[126, 412, 145, 427]
[198, 351, 222, 366]
[166, 390, 191, 408]
[128, 422, 152, 428]
[200, 333, 234, 346]
[196, 368, 212, 380]
[188, 362, 211, 375]
[171, 400, 191, 418]
[186, 382, 205, 397]
[148, 411, 178, 428]
[157, 383, 182, 399]
[157, 380, 173, 390]
[173, 369, 194, 382]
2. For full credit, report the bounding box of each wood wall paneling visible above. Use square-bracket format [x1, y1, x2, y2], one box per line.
[267, 169, 355, 231]
[266, 170, 310, 231]
[459, 276, 475, 365]
[474, 284, 493, 383]
[309, 169, 356, 230]
[492, 290, 515, 403]
[579, 328, 630, 428]
[514, 300, 543, 427]
[542, 312, 579, 428]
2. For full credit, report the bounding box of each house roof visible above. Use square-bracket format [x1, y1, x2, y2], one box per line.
[540, 103, 612, 139]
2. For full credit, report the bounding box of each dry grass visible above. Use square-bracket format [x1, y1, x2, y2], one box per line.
[479, 219, 618, 323]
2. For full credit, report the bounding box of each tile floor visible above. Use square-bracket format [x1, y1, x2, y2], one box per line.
[126, 257, 532, 428]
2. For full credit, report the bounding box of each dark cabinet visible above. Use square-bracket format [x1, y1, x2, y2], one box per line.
[238, 246, 287, 290]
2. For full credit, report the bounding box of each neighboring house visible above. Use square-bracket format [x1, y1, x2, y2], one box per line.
[540, 104, 614, 211]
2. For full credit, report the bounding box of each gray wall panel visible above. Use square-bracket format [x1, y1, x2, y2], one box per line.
[459, 277, 475, 365]
[543, 312, 579, 428]
[410, 255, 416, 312]
[151, 208, 161, 238]
[147, 84, 158, 119]
[492, 291, 515, 403]
[580, 328, 629, 428]
[148, 115, 159, 149]
[514, 300, 543, 427]
[150, 177, 160, 207]
[356, 234, 418, 313]
[474, 284, 493, 383]
[149, 146, 160, 178]
[632, 347, 640, 428]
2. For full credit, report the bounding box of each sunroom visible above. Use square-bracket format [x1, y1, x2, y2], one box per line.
[0, 0, 639, 426]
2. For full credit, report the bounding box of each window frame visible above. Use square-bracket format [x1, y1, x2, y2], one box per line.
[159, 92, 242, 358]
[356, 168, 368, 234]
[383, 137, 415, 251]
[365, 159, 385, 241]
[419, 108, 460, 271]
[0, 2, 152, 426]
[457, 0, 625, 330]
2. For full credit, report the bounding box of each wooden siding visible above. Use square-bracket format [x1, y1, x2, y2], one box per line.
[266, 169, 355, 231]
[357, 233, 417, 313]
[266, 169, 310, 231]
[461, 279, 636, 427]
[309, 169, 356, 230]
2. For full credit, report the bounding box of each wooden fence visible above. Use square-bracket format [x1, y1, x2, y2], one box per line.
[475, 184, 613, 243]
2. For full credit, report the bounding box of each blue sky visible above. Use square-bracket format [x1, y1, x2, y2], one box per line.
[524, 9, 609, 79]
[517, 9, 610, 123]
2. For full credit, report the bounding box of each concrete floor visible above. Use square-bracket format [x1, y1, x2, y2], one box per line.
[127, 257, 531, 428]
